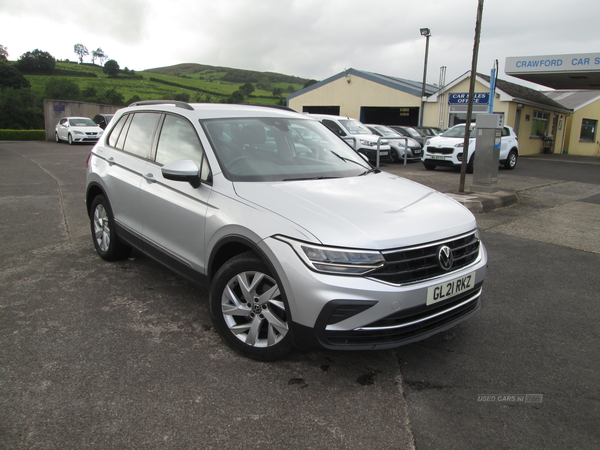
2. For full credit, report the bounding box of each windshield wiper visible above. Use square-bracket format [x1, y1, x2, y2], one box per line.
[282, 176, 340, 181]
[359, 168, 381, 176]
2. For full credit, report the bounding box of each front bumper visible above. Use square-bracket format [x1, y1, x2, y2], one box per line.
[261, 233, 487, 351]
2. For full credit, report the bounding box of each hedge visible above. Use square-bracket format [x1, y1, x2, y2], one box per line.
[0, 130, 46, 141]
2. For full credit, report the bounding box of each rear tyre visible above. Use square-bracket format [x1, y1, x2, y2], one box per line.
[90, 195, 131, 261]
[209, 252, 293, 361]
[503, 150, 518, 170]
[389, 149, 398, 163]
[423, 162, 436, 171]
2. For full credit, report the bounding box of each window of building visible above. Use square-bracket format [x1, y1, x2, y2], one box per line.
[448, 105, 488, 127]
[531, 111, 550, 138]
[579, 119, 597, 143]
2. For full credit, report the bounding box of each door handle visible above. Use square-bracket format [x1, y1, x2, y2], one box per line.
[107, 157, 115, 165]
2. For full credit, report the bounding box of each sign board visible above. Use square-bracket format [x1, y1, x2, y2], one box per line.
[506, 53, 600, 74]
[448, 93, 490, 105]
[53, 105, 65, 112]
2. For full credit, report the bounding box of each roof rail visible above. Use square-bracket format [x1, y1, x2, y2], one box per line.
[248, 104, 296, 112]
[128, 100, 194, 110]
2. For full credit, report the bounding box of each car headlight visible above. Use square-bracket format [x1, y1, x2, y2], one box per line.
[73, 131, 85, 135]
[359, 139, 376, 147]
[276, 237, 386, 275]
[455, 139, 473, 148]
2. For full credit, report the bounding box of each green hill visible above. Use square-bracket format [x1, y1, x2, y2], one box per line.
[24, 61, 312, 106]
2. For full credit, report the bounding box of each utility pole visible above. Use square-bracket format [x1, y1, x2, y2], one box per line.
[459, 0, 484, 193]
[419, 28, 431, 127]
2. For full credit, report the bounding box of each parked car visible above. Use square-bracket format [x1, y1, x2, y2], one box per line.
[92, 114, 114, 130]
[86, 101, 487, 360]
[388, 125, 428, 147]
[365, 124, 422, 162]
[55, 117, 104, 145]
[307, 114, 391, 163]
[421, 123, 519, 172]
[415, 126, 443, 136]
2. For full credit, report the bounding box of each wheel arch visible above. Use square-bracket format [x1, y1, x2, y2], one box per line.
[208, 235, 277, 287]
[85, 182, 108, 218]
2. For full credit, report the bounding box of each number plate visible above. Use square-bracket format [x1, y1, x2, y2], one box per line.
[426, 273, 475, 305]
[380, 151, 389, 156]
[431, 155, 446, 160]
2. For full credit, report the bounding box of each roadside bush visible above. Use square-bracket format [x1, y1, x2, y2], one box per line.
[0, 130, 46, 140]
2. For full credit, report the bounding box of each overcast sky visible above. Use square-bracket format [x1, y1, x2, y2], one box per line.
[2, 0, 600, 90]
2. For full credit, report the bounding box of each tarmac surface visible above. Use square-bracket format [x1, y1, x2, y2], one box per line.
[1, 142, 599, 449]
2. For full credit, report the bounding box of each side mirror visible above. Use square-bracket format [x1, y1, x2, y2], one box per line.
[162, 159, 201, 188]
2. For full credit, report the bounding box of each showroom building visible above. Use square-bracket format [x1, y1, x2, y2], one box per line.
[288, 68, 572, 156]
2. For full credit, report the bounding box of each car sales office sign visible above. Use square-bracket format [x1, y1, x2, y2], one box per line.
[448, 93, 490, 105]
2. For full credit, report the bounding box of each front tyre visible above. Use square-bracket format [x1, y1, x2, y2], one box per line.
[504, 150, 518, 170]
[68, 134, 74, 145]
[90, 195, 131, 261]
[209, 252, 293, 361]
[55, 132, 61, 143]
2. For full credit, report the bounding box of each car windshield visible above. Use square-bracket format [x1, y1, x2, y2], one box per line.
[339, 119, 372, 135]
[442, 125, 475, 138]
[404, 127, 425, 137]
[203, 117, 371, 182]
[372, 126, 401, 138]
[69, 118, 96, 127]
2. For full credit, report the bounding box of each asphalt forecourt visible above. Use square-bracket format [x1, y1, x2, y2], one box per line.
[1, 141, 599, 449]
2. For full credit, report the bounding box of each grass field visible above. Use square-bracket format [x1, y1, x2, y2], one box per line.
[24, 61, 309, 105]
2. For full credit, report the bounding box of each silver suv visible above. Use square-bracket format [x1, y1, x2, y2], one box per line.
[86, 101, 487, 360]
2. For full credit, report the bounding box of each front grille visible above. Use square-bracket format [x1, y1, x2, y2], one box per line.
[426, 146, 455, 155]
[369, 231, 480, 285]
[324, 284, 482, 346]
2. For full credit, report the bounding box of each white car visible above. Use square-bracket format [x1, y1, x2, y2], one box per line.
[55, 117, 104, 145]
[421, 123, 519, 172]
[307, 114, 391, 163]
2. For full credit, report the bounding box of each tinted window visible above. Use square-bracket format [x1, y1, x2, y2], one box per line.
[322, 119, 344, 135]
[121, 113, 161, 159]
[108, 114, 129, 148]
[155, 115, 204, 166]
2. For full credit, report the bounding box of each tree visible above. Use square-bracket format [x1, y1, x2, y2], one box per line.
[303, 79, 318, 89]
[228, 90, 246, 104]
[74, 43, 89, 64]
[240, 83, 255, 96]
[91, 48, 105, 65]
[0, 87, 44, 130]
[103, 59, 120, 76]
[172, 92, 191, 102]
[98, 88, 124, 106]
[45, 78, 81, 101]
[0, 62, 31, 89]
[0, 45, 8, 61]
[15, 49, 56, 74]
[272, 87, 283, 97]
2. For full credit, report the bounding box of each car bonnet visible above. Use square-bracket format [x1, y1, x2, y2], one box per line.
[232, 173, 476, 249]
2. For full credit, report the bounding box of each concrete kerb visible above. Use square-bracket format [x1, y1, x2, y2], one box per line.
[444, 190, 519, 213]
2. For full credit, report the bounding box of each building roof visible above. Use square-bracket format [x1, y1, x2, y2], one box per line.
[542, 90, 600, 111]
[287, 68, 438, 101]
[479, 73, 569, 111]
